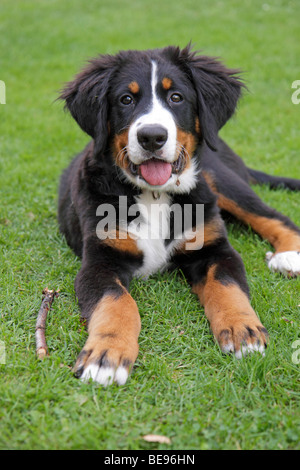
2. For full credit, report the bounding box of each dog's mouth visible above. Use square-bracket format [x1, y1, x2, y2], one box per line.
[128, 151, 186, 186]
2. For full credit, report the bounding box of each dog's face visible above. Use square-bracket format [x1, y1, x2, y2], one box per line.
[61, 45, 243, 193]
[108, 57, 200, 192]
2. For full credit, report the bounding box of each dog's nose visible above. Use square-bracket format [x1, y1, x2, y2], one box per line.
[137, 125, 168, 152]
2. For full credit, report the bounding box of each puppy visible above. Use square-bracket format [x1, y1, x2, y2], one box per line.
[58, 45, 300, 385]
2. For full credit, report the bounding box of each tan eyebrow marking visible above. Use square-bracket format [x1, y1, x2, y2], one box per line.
[128, 81, 140, 94]
[162, 77, 172, 90]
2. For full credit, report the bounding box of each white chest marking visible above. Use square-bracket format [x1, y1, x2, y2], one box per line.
[128, 191, 174, 278]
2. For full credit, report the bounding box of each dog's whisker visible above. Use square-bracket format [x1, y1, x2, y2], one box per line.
[115, 146, 129, 167]
[118, 125, 131, 134]
[176, 141, 190, 165]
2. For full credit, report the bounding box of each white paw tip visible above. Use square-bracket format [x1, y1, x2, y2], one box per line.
[235, 343, 265, 359]
[114, 366, 129, 385]
[80, 364, 100, 383]
[266, 251, 300, 276]
[80, 364, 129, 386]
[96, 366, 115, 386]
[222, 342, 234, 354]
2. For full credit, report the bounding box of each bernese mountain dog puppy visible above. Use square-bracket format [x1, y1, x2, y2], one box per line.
[58, 45, 300, 386]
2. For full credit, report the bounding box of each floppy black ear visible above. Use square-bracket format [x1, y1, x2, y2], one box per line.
[60, 54, 117, 156]
[177, 45, 245, 151]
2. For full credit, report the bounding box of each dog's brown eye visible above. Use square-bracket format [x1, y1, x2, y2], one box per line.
[170, 93, 183, 103]
[120, 95, 133, 105]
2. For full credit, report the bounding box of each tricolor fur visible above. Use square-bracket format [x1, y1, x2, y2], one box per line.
[58, 45, 300, 385]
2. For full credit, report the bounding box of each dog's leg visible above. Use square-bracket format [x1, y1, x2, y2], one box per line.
[192, 262, 269, 357]
[202, 169, 300, 276]
[72, 236, 142, 385]
[74, 284, 140, 386]
[175, 217, 269, 357]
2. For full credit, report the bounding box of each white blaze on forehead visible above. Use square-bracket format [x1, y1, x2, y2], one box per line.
[127, 61, 177, 164]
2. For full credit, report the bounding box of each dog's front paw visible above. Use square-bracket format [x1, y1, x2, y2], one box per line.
[214, 316, 269, 359]
[266, 251, 300, 277]
[73, 336, 139, 386]
[74, 292, 141, 385]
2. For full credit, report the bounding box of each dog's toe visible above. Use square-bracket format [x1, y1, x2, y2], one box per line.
[218, 323, 268, 359]
[79, 362, 128, 386]
[73, 341, 136, 386]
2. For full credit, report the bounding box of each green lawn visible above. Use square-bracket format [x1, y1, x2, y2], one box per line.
[0, 0, 300, 450]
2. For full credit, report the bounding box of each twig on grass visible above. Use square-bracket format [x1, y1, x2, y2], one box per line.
[35, 288, 59, 359]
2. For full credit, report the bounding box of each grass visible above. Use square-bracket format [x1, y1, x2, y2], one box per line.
[0, 0, 300, 450]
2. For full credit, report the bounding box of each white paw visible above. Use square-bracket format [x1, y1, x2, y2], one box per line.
[266, 251, 300, 277]
[234, 343, 266, 359]
[222, 342, 266, 358]
[80, 364, 128, 386]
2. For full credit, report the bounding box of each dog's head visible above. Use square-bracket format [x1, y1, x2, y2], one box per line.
[60, 45, 244, 193]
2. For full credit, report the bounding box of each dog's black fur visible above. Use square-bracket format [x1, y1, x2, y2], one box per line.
[58, 45, 300, 385]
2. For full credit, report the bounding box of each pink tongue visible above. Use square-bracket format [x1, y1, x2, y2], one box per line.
[140, 159, 172, 186]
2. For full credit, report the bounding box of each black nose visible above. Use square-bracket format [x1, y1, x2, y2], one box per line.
[137, 125, 168, 152]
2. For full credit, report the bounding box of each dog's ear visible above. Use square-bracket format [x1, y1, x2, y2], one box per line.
[177, 45, 245, 151]
[60, 55, 117, 156]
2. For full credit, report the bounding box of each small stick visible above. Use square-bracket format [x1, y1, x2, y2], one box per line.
[35, 288, 59, 359]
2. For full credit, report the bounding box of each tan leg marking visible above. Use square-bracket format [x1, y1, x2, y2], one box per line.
[101, 229, 142, 256]
[74, 287, 141, 385]
[202, 171, 300, 253]
[193, 265, 268, 357]
[217, 195, 300, 253]
[175, 216, 225, 253]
